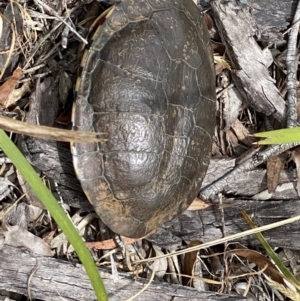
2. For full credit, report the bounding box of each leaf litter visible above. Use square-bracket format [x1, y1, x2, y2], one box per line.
[0, 1, 299, 300]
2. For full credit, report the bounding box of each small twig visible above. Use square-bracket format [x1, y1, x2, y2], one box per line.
[200, 142, 300, 200]
[19, 71, 53, 83]
[286, 0, 300, 128]
[218, 193, 226, 238]
[23, 21, 62, 69]
[61, 0, 77, 49]
[0, 114, 106, 143]
[23, 63, 46, 74]
[33, 0, 87, 45]
[27, 257, 39, 301]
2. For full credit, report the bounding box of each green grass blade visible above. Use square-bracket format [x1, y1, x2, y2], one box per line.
[241, 210, 300, 288]
[254, 128, 300, 144]
[0, 130, 108, 301]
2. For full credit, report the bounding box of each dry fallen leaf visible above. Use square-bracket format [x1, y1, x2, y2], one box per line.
[0, 177, 16, 201]
[204, 13, 213, 30]
[5, 81, 30, 108]
[188, 198, 211, 211]
[0, 67, 22, 107]
[2, 225, 53, 256]
[231, 249, 285, 284]
[182, 240, 202, 286]
[149, 245, 168, 280]
[267, 153, 286, 193]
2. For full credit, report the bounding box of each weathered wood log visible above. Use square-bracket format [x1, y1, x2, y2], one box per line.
[211, 0, 286, 123]
[0, 245, 245, 301]
[149, 197, 300, 249]
[200, 0, 297, 42]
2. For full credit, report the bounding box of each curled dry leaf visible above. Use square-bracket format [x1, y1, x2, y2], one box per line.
[0, 177, 15, 201]
[2, 225, 53, 256]
[5, 81, 31, 108]
[0, 67, 22, 107]
[149, 245, 168, 280]
[230, 249, 285, 284]
[187, 198, 211, 211]
[231, 119, 256, 146]
[182, 240, 202, 286]
[204, 13, 213, 30]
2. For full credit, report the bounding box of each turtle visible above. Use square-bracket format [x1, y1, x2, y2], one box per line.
[71, 0, 216, 238]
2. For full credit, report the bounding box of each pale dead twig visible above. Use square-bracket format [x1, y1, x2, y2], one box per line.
[0, 115, 106, 143]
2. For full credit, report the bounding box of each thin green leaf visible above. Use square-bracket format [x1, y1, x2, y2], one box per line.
[0, 129, 108, 301]
[254, 128, 300, 144]
[241, 209, 300, 290]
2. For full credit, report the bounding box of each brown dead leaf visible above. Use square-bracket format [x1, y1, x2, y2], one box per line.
[212, 41, 226, 57]
[204, 13, 213, 30]
[182, 240, 202, 286]
[43, 230, 56, 246]
[231, 119, 256, 146]
[5, 81, 30, 108]
[267, 153, 286, 193]
[231, 249, 284, 284]
[188, 198, 211, 211]
[0, 67, 22, 107]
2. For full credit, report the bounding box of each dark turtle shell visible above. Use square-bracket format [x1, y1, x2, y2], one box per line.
[72, 0, 216, 238]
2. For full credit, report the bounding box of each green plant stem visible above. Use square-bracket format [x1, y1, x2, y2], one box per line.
[0, 130, 108, 301]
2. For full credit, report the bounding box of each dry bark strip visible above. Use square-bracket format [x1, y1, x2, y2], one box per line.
[200, 0, 297, 38]
[0, 245, 245, 301]
[149, 197, 300, 250]
[211, 0, 286, 123]
[248, 0, 297, 35]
